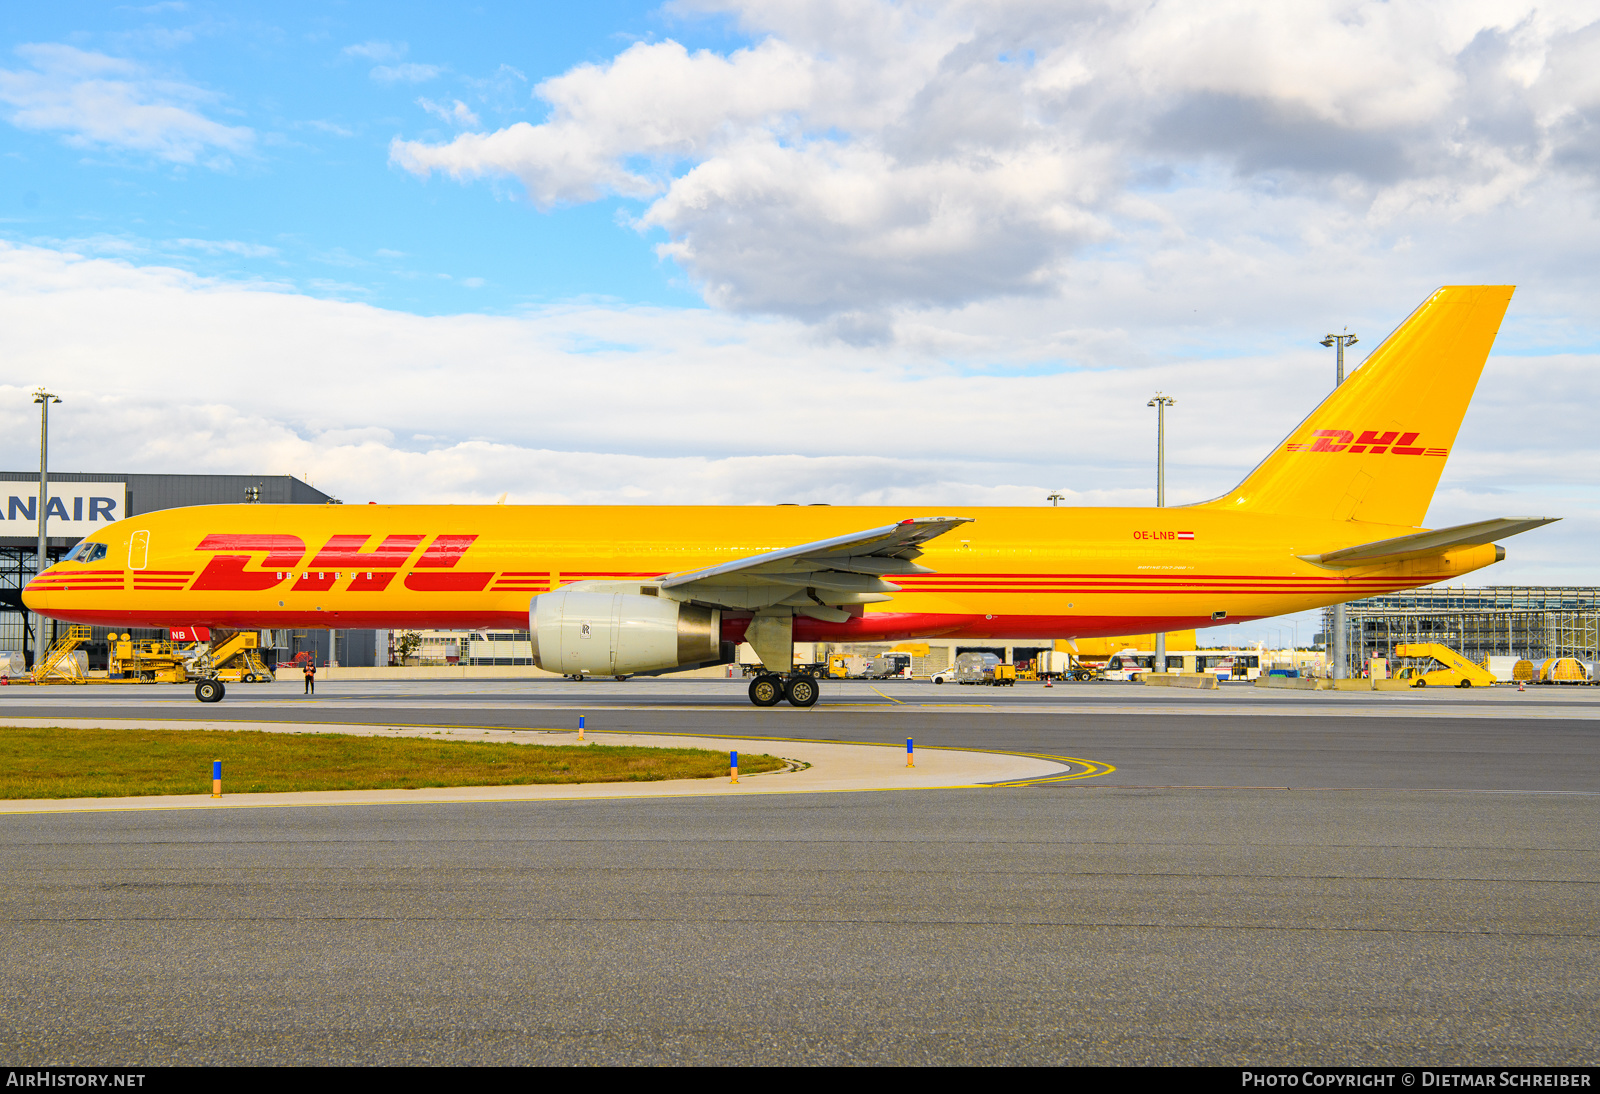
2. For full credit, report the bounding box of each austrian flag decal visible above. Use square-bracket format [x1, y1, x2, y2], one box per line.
[1177, 531, 1194, 540]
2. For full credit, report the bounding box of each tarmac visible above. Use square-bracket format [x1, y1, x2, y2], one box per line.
[1, 678, 1596, 1065]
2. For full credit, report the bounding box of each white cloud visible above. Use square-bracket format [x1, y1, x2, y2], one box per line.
[305, 119, 354, 137]
[0, 43, 253, 164]
[389, 0, 1600, 330]
[342, 40, 442, 84]
[168, 238, 277, 257]
[0, 240, 1591, 584]
[371, 63, 443, 85]
[342, 40, 407, 63]
[392, 38, 816, 206]
[417, 97, 480, 128]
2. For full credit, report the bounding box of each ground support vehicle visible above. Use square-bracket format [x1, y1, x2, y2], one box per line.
[108, 634, 195, 683]
[31, 625, 93, 683]
[1101, 651, 1155, 681]
[864, 652, 912, 679]
[954, 651, 1001, 684]
[828, 654, 868, 679]
[107, 629, 274, 701]
[1394, 643, 1498, 688]
[196, 630, 275, 684]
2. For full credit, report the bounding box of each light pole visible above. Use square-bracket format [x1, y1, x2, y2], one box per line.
[1319, 329, 1358, 678]
[1148, 392, 1175, 672]
[1047, 493, 1064, 507]
[30, 389, 60, 667]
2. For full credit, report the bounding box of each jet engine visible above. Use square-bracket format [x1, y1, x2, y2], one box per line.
[530, 589, 723, 676]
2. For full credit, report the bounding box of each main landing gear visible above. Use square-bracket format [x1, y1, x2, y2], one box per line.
[747, 673, 819, 708]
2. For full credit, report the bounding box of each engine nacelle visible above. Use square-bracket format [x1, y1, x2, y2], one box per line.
[530, 589, 722, 675]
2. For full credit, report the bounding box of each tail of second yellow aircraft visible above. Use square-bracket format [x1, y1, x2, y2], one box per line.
[1201, 285, 1514, 527]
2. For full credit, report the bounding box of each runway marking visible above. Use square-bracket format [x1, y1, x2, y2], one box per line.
[984, 753, 1117, 786]
[867, 687, 904, 705]
[1066, 784, 1600, 795]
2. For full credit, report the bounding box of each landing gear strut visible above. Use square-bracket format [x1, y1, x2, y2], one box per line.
[747, 672, 819, 708]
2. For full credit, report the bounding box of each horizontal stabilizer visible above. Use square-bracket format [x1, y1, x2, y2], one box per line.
[1298, 517, 1558, 569]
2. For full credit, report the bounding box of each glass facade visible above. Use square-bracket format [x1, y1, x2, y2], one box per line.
[1324, 586, 1600, 678]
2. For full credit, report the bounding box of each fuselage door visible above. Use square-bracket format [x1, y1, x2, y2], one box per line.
[128, 530, 149, 571]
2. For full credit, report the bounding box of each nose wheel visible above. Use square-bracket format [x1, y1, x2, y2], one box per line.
[194, 680, 226, 703]
[747, 673, 820, 708]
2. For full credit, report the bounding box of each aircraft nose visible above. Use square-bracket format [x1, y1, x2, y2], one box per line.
[21, 580, 47, 613]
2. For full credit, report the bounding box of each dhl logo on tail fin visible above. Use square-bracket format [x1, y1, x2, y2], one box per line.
[1201, 285, 1514, 526]
[1285, 430, 1448, 457]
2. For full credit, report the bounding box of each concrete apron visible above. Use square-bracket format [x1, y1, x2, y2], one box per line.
[0, 718, 1071, 815]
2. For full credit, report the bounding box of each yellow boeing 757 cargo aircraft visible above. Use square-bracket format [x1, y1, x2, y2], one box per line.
[25, 285, 1555, 706]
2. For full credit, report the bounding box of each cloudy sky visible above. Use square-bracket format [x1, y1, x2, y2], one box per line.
[1, 0, 1597, 636]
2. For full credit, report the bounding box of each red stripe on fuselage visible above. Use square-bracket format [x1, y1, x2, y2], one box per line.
[31, 607, 1265, 640]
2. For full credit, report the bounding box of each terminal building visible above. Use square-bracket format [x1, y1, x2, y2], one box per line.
[0, 471, 384, 670]
[1324, 586, 1600, 677]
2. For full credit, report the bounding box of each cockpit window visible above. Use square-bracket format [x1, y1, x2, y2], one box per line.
[66, 542, 108, 563]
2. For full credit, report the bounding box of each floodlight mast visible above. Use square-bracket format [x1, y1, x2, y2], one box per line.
[31, 388, 60, 667]
[1147, 392, 1175, 671]
[1319, 329, 1358, 679]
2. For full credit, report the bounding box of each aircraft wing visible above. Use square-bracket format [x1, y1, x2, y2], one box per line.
[658, 516, 973, 618]
[1297, 517, 1558, 568]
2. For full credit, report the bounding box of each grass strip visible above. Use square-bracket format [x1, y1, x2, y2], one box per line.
[0, 727, 785, 799]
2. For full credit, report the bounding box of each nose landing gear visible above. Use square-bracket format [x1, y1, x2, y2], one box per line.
[747, 673, 820, 708]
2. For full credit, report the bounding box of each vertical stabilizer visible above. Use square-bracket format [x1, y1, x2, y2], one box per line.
[1199, 285, 1514, 527]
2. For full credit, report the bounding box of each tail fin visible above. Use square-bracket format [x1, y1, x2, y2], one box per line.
[1200, 285, 1514, 527]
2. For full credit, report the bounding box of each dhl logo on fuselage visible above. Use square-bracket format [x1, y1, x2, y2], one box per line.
[1284, 430, 1448, 457]
[190, 533, 495, 593]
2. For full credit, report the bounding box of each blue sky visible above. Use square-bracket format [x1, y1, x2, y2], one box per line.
[1, 1, 736, 313]
[1, 0, 1598, 623]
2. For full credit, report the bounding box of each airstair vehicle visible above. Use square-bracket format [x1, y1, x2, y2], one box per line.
[31, 624, 93, 683]
[1393, 643, 1499, 688]
[191, 630, 275, 684]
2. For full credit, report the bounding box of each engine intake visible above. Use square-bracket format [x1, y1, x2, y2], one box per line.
[530, 589, 722, 675]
